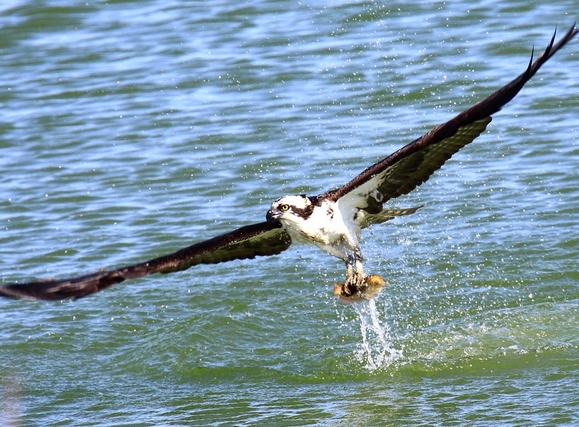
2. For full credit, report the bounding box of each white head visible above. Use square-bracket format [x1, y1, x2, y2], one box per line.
[266, 195, 315, 225]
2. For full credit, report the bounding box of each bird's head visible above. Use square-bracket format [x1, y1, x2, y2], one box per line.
[266, 195, 315, 224]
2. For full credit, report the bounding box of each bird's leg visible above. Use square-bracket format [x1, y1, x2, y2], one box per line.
[345, 255, 355, 280]
[354, 247, 364, 282]
[343, 248, 366, 296]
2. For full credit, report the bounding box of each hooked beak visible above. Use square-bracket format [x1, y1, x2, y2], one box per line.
[266, 209, 280, 223]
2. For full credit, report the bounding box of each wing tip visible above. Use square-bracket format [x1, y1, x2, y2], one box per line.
[0, 271, 127, 301]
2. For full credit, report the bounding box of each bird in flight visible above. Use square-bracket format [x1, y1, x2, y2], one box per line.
[1, 25, 577, 302]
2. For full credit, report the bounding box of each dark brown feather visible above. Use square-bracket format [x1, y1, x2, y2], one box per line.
[325, 25, 578, 205]
[0, 221, 291, 300]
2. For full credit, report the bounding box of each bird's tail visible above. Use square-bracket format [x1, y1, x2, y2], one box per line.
[361, 205, 422, 228]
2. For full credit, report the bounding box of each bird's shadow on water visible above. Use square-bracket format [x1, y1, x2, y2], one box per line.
[350, 299, 403, 372]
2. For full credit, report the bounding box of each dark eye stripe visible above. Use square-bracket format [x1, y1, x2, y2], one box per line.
[290, 204, 314, 219]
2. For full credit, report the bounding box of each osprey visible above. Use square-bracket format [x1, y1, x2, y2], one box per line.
[1, 25, 577, 301]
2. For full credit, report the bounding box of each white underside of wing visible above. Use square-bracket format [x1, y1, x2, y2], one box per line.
[336, 173, 386, 218]
[336, 174, 422, 229]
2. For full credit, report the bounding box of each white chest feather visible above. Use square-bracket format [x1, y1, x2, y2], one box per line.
[280, 199, 361, 259]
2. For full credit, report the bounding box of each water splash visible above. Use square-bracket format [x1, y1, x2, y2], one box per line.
[352, 299, 402, 371]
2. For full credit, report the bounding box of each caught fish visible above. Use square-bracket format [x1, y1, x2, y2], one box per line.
[334, 275, 387, 303]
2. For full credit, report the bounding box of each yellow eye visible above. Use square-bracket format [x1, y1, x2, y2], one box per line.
[280, 204, 290, 211]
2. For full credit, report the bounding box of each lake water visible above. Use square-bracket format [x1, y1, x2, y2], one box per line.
[1, 1, 578, 426]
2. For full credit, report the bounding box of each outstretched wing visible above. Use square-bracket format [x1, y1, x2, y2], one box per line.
[325, 25, 578, 213]
[0, 221, 291, 301]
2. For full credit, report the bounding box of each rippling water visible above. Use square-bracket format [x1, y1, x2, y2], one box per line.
[1, 1, 578, 425]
